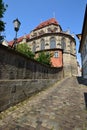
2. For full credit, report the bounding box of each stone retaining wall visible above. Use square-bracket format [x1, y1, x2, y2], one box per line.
[0, 45, 63, 111]
[0, 45, 63, 80]
[0, 79, 58, 112]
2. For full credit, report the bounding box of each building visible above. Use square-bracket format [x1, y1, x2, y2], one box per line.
[77, 61, 82, 77]
[78, 5, 87, 78]
[9, 18, 78, 77]
[2, 39, 8, 46]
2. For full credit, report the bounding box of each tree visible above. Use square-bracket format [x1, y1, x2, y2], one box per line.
[36, 52, 52, 66]
[0, 0, 7, 41]
[16, 43, 35, 59]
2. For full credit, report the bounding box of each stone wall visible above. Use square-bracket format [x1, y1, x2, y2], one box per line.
[0, 45, 63, 80]
[0, 45, 63, 111]
[0, 79, 58, 112]
[63, 53, 78, 77]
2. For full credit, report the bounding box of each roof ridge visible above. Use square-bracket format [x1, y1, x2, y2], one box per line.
[8, 34, 30, 46]
[34, 18, 58, 30]
[8, 18, 58, 46]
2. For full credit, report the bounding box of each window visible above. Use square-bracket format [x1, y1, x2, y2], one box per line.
[84, 44, 86, 55]
[31, 32, 37, 38]
[50, 37, 56, 49]
[53, 27, 58, 32]
[61, 38, 66, 50]
[85, 36, 87, 52]
[39, 30, 44, 35]
[70, 41, 75, 53]
[85, 35, 87, 51]
[48, 28, 51, 33]
[32, 42, 36, 53]
[41, 39, 45, 50]
[54, 52, 58, 58]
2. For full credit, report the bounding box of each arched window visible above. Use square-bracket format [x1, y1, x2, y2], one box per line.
[32, 42, 36, 53]
[41, 39, 45, 50]
[61, 38, 66, 50]
[50, 37, 56, 49]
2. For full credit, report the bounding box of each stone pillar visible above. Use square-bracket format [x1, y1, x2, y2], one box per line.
[70, 54, 78, 76]
[63, 53, 72, 77]
[63, 53, 78, 77]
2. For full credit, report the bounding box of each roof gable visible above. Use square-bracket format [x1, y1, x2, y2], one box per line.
[8, 18, 59, 46]
[8, 34, 30, 46]
[34, 18, 58, 31]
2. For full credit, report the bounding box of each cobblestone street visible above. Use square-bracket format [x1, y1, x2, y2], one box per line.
[0, 77, 87, 130]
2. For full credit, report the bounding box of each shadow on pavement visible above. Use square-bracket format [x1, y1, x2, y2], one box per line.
[77, 76, 87, 86]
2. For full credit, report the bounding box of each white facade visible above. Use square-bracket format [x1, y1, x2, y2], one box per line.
[81, 35, 87, 78]
[79, 5, 87, 78]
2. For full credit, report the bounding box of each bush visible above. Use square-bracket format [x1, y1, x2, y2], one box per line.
[16, 43, 35, 59]
[36, 52, 52, 66]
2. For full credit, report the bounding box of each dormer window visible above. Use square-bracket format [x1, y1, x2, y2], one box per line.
[31, 32, 37, 38]
[48, 28, 52, 33]
[33, 32, 37, 36]
[53, 27, 58, 32]
[39, 30, 45, 35]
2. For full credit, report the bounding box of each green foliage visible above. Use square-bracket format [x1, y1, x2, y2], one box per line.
[36, 52, 52, 66]
[0, 0, 7, 31]
[16, 43, 35, 59]
[0, 0, 8, 41]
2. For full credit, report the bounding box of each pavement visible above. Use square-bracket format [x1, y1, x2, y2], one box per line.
[0, 76, 87, 130]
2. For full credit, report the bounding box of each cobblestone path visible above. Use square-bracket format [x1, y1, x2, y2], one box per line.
[0, 77, 87, 130]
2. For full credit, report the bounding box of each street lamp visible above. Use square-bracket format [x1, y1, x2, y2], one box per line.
[13, 18, 21, 49]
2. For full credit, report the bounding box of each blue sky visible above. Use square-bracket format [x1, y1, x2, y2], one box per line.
[3, 0, 87, 66]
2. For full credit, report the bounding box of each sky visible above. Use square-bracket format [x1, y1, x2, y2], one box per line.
[3, 0, 87, 66]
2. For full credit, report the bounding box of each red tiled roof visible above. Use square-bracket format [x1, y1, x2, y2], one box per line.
[8, 18, 58, 46]
[34, 18, 58, 31]
[8, 34, 30, 46]
[8, 40, 13, 46]
[25, 34, 30, 39]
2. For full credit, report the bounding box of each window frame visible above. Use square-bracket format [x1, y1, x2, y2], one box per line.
[40, 39, 45, 50]
[50, 37, 56, 49]
[54, 51, 58, 58]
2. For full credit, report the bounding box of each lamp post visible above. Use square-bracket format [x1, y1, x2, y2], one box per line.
[13, 18, 21, 49]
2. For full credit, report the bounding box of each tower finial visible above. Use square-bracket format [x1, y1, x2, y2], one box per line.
[53, 12, 56, 18]
[40, 19, 42, 23]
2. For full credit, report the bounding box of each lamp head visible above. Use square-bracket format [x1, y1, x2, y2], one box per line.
[13, 18, 21, 32]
